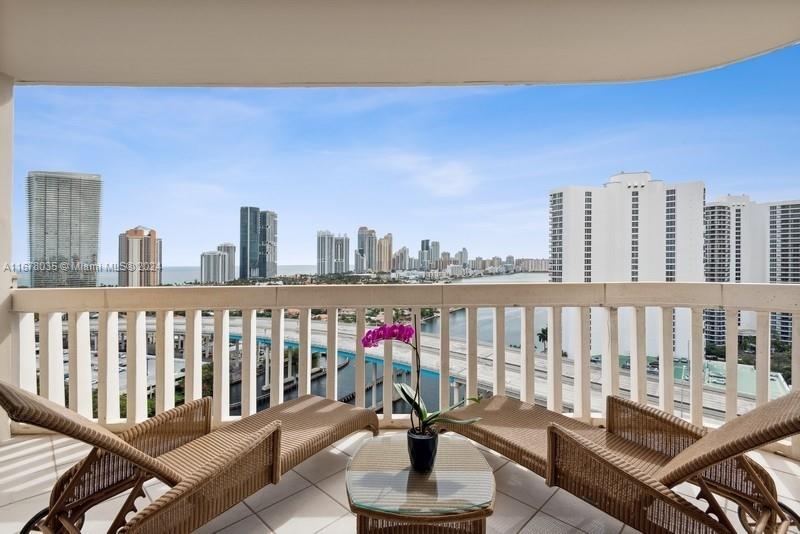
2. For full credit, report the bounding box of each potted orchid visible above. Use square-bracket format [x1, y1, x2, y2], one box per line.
[361, 314, 480, 472]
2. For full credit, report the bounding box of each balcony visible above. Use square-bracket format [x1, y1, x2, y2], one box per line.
[1, 281, 799, 532]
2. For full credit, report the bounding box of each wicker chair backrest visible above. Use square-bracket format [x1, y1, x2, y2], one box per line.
[656, 389, 800, 486]
[0, 380, 181, 483]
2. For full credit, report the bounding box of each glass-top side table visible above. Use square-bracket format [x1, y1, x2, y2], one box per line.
[346, 434, 495, 533]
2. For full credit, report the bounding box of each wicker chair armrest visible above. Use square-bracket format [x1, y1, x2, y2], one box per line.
[120, 397, 212, 458]
[606, 395, 705, 458]
[120, 420, 282, 534]
[546, 424, 727, 534]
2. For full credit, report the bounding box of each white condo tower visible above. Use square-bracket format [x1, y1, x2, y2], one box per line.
[549, 171, 705, 360]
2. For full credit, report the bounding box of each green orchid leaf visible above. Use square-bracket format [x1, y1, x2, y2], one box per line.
[393, 383, 427, 420]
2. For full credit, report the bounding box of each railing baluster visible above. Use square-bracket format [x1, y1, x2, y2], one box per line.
[270, 308, 285, 407]
[466, 306, 478, 400]
[184, 309, 202, 402]
[67, 311, 91, 416]
[97, 311, 120, 424]
[383, 307, 394, 422]
[659, 307, 674, 414]
[355, 308, 366, 408]
[440, 307, 451, 409]
[212, 310, 230, 423]
[755, 311, 770, 407]
[298, 308, 311, 397]
[520, 306, 535, 404]
[547, 306, 562, 412]
[725, 308, 739, 420]
[792, 312, 799, 457]
[690, 307, 704, 425]
[155, 310, 175, 414]
[575, 307, 590, 420]
[12, 312, 36, 393]
[602, 307, 619, 415]
[127, 310, 147, 424]
[241, 309, 257, 415]
[630, 306, 647, 404]
[40, 312, 65, 405]
[326, 307, 338, 400]
[411, 307, 421, 392]
[493, 307, 506, 396]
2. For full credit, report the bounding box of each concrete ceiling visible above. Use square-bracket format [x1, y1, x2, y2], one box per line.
[1, 0, 798, 87]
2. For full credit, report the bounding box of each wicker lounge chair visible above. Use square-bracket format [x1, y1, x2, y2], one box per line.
[441, 392, 800, 533]
[0, 380, 379, 533]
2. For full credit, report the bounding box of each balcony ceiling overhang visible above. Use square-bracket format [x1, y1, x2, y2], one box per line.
[1, 0, 799, 87]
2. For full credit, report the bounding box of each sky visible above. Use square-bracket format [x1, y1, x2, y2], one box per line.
[11, 44, 800, 266]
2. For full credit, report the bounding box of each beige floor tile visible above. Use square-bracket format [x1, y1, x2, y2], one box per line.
[258, 486, 349, 534]
[0, 453, 57, 507]
[0, 491, 50, 534]
[621, 527, 643, 534]
[293, 446, 351, 484]
[495, 461, 556, 509]
[81, 492, 150, 534]
[479, 447, 509, 472]
[316, 470, 349, 509]
[217, 514, 273, 534]
[316, 513, 357, 534]
[0, 436, 53, 467]
[748, 451, 800, 477]
[486, 491, 537, 534]
[331, 431, 373, 457]
[52, 435, 92, 473]
[520, 511, 581, 533]
[194, 503, 254, 534]
[541, 490, 622, 534]
[244, 470, 311, 513]
[143, 480, 171, 502]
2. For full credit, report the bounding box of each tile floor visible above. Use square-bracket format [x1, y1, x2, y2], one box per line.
[1, 430, 798, 534]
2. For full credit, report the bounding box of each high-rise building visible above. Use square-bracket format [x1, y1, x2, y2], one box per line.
[240, 207, 277, 279]
[118, 226, 162, 287]
[549, 172, 705, 358]
[767, 201, 800, 342]
[317, 231, 334, 275]
[454, 247, 468, 267]
[318, 231, 350, 275]
[260, 210, 278, 278]
[430, 241, 440, 264]
[377, 233, 393, 272]
[703, 195, 766, 345]
[419, 239, 431, 271]
[393, 246, 409, 271]
[201, 251, 228, 284]
[334, 234, 350, 273]
[27, 171, 102, 288]
[217, 242, 236, 282]
[356, 227, 378, 272]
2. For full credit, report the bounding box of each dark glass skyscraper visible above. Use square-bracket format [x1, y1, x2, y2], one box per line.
[27, 171, 102, 287]
[240, 206, 277, 279]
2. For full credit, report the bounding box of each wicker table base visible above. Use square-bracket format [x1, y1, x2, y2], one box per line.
[357, 514, 485, 533]
[347, 434, 494, 534]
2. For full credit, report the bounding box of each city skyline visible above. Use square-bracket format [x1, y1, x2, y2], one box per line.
[9, 45, 800, 266]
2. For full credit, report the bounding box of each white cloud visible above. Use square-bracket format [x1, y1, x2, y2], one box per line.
[380, 152, 480, 197]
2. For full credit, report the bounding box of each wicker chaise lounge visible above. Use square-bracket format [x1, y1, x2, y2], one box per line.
[441, 392, 800, 533]
[0, 380, 379, 533]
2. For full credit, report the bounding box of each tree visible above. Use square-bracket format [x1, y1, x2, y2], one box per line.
[537, 327, 548, 351]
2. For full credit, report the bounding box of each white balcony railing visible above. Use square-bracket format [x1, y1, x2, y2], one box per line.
[6, 282, 800, 460]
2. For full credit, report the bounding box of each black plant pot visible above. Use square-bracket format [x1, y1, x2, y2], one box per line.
[407, 429, 438, 473]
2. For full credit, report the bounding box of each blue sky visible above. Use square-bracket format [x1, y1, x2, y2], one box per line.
[11, 44, 800, 266]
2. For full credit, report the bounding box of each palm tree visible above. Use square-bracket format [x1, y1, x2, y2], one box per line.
[537, 326, 548, 351]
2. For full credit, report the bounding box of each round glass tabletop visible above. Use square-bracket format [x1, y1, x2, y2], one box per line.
[346, 433, 495, 518]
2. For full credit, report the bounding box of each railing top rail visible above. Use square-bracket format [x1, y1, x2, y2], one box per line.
[10, 282, 800, 313]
